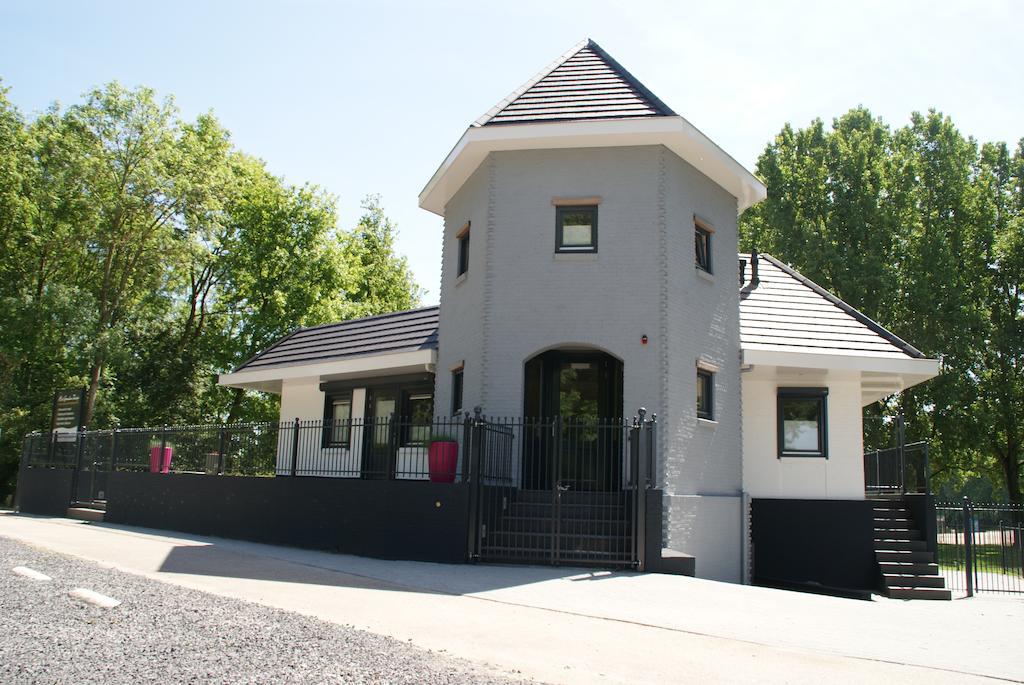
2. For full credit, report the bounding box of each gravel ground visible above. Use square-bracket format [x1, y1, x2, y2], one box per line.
[0, 535, 534, 684]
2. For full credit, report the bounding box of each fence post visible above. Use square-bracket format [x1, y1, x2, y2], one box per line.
[110, 427, 119, 473]
[635, 408, 649, 571]
[218, 425, 227, 475]
[465, 409, 483, 562]
[290, 418, 300, 477]
[963, 496, 974, 597]
[896, 414, 906, 495]
[48, 429, 56, 466]
[922, 443, 931, 495]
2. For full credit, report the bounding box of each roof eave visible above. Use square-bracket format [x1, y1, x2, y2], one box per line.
[418, 116, 766, 217]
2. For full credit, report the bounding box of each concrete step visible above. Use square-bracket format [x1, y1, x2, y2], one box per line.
[873, 508, 911, 519]
[873, 528, 922, 540]
[878, 561, 940, 575]
[874, 539, 929, 552]
[874, 517, 914, 527]
[67, 507, 105, 522]
[887, 587, 952, 600]
[876, 549, 934, 563]
[882, 574, 947, 588]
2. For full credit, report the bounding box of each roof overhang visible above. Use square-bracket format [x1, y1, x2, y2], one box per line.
[419, 117, 767, 216]
[742, 346, 940, 406]
[218, 348, 437, 394]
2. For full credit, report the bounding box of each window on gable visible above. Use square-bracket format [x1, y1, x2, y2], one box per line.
[456, 222, 470, 277]
[326, 395, 352, 447]
[777, 388, 828, 458]
[695, 223, 712, 273]
[451, 367, 464, 415]
[556, 206, 598, 253]
[696, 368, 714, 420]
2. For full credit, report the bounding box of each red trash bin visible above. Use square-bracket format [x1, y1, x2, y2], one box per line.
[149, 446, 173, 474]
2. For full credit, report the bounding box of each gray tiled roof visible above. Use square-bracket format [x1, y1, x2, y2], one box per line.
[740, 254, 924, 359]
[233, 253, 922, 376]
[474, 39, 676, 127]
[233, 306, 440, 373]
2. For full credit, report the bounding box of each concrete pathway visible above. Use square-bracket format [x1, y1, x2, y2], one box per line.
[1, 512, 1020, 684]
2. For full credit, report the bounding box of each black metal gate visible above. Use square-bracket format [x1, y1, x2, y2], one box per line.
[936, 499, 1023, 595]
[69, 429, 115, 507]
[467, 411, 656, 569]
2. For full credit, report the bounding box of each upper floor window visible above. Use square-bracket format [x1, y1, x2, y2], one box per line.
[456, 222, 470, 277]
[777, 387, 828, 458]
[696, 368, 714, 420]
[695, 222, 712, 273]
[451, 366, 464, 415]
[556, 205, 598, 253]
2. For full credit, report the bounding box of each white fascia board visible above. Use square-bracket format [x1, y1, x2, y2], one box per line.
[742, 346, 940, 379]
[418, 117, 767, 216]
[219, 349, 437, 390]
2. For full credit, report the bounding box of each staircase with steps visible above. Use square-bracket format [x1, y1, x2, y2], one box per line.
[480, 489, 634, 566]
[67, 500, 106, 523]
[872, 498, 950, 600]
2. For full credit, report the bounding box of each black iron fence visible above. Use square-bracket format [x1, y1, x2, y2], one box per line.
[22, 415, 471, 482]
[864, 441, 930, 495]
[936, 499, 1023, 595]
[468, 412, 657, 568]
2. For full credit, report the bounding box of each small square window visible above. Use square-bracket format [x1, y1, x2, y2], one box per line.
[777, 388, 828, 458]
[696, 369, 713, 420]
[451, 368, 464, 415]
[556, 206, 597, 253]
[327, 396, 352, 447]
[456, 223, 470, 277]
[695, 224, 712, 273]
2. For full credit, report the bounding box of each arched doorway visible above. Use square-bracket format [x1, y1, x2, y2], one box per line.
[522, 349, 624, 491]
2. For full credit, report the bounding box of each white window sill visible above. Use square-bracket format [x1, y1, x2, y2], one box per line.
[697, 417, 718, 427]
[454, 272, 468, 287]
[554, 252, 598, 261]
[696, 268, 714, 283]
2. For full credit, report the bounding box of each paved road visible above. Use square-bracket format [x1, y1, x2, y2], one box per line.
[0, 536, 529, 684]
[2, 513, 1021, 684]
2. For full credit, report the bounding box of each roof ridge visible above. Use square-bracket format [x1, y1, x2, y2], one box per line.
[756, 253, 925, 359]
[473, 39, 590, 127]
[585, 39, 676, 117]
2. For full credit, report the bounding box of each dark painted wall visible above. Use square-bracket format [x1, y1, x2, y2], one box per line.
[904, 494, 938, 556]
[751, 498, 880, 597]
[106, 472, 470, 563]
[17, 468, 74, 516]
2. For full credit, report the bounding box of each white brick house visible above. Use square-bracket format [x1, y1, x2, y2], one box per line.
[219, 40, 940, 590]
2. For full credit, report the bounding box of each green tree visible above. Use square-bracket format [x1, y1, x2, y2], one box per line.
[742, 108, 1024, 502]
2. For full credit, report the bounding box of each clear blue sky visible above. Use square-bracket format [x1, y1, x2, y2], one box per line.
[2, 1, 1021, 304]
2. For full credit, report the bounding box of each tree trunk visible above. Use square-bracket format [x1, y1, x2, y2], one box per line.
[82, 354, 103, 428]
[224, 387, 245, 425]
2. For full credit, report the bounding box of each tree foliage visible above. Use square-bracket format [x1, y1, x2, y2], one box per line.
[741, 108, 1024, 502]
[0, 81, 421, 499]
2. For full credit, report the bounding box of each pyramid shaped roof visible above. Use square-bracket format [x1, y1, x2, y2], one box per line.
[475, 39, 675, 127]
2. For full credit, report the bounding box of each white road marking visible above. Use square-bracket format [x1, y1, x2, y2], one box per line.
[69, 588, 121, 608]
[12, 566, 52, 581]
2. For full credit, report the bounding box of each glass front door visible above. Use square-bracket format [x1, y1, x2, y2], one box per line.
[362, 390, 397, 479]
[523, 350, 623, 491]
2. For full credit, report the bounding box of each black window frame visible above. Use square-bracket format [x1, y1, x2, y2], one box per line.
[323, 391, 354, 448]
[696, 368, 714, 420]
[776, 387, 829, 458]
[402, 391, 435, 447]
[555, 205, 598, 253]
[451, 367, 464, 415]
[695, 223, 712, 273]
[457, 224, 470, 277]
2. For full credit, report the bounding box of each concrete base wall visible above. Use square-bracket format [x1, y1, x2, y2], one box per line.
[105, 472, 470, 563]
[664, 493, 744, 583]
[16, 468, 74, 517]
